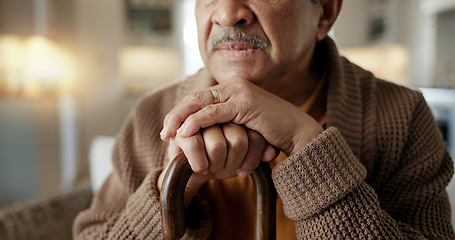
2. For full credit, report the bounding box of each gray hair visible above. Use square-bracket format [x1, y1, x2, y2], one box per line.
[207, 28, 268, 50]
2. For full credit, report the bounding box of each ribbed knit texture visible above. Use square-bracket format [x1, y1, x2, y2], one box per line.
[73, 37, 454, 239]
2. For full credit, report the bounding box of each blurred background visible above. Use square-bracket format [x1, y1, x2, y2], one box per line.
[0, 0, 454, 213]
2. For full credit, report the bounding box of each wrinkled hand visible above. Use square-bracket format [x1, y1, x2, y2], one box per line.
[161, 77, 323, 157]
[158, 122, 276, 207]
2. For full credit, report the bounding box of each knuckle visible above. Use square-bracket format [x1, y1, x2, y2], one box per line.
[180, 139, 209, 172]
[184, 91, 205, 103]
[207, 143, 226, 172]
[248, 131, 265, 146]
[166, 114, 179, 127]
[230, 137, 248, 153]
[192, 159, 209, 173]
[242, 89, 255, 101]
[202, 104, 218, 117]
[184, 115, 196, 127]
[232, 94, 253, 120]
[186, 136, 203, 151]
[163, 113, 175, 128]
[163, 113, 169, 124]
[191, 162, 207, 173]
[183, 115, 200, 132]
[209, 141, 227, 156]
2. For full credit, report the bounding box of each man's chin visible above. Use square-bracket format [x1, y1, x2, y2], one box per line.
[207, 63, 266, 83]
[209, 68, 265, 85]
[206, 52, 274, 82]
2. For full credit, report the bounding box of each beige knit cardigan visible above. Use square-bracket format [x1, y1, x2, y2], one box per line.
[73, 38, 455, 239]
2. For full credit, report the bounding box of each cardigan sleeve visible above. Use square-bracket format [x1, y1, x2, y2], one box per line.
[272, 96, 454, 239]
[73, 94, 213, 239]
[72, 170, 212, 239]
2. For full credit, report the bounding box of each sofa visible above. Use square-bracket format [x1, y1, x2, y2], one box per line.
[0, 183, 92, 240]
[0, 136, 115, 240]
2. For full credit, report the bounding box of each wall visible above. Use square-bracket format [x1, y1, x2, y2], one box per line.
[0, 99, 60, 205]
[0, 0, 70, 205]
[435, 10, 455, 88]
[73, 0, 183, 180]
[333, 0, 373, 47]
[334, 0, 438, 87]
[0, 0, 34, 36]
[73, 0, 125, 179]
[0, 0, 133, 204]
[0, 0, 184, 205]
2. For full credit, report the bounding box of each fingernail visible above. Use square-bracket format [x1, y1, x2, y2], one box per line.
[201, 170, 210, 175]
[238, 171, 249, 178]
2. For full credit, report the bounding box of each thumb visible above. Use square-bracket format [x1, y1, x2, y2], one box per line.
[261, 143, 280, 162]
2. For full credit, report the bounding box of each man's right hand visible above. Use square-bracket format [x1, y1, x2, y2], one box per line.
[157, 122, 276, 207]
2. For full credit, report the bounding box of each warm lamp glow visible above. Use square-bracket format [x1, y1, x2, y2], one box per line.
[0, 36, 26, 95]
[0, 35, 77, 98]
[119, 46, 182, 94]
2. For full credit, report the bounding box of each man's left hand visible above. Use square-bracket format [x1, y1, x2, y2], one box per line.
[161, 77, 323, 157]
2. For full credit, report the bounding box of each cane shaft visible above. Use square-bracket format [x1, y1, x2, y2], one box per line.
[160, 154, 276, 240]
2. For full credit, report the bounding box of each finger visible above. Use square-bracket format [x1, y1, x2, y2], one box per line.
[237, 130, 266, 177]
[221, 123, 248, 171]
[173, 132, 209, 174]
[168, 138, 182, 161]
[160, 139, 183, 192]
[161, 88, 226, 140]
[201, 125, 227, 173]
[261, 143, 279, 162]
[177, 103, 239, 138]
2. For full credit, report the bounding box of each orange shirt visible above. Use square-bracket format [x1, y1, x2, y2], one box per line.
[199, 75, 327, 239]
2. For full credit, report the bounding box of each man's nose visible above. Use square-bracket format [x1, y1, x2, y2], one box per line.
[211, 0, 254, 27]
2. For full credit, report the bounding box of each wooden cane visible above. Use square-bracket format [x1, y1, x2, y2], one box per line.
[160, 153, 276, 240]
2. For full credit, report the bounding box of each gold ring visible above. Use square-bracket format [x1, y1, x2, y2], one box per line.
[210, 89, 220, 104]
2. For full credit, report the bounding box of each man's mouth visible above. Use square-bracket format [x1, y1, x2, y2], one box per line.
[213, 42, 260, 58]
[214, 42, 259, 51]
[207, 29, 268, 59]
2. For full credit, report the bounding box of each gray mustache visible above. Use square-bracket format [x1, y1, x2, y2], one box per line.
[207, 29, 268, 50]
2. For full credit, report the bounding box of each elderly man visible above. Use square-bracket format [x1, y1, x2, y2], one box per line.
[74, 0, 454, 239]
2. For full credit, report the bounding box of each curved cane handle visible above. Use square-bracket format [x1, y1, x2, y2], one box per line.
[160, 153, 276, 240]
